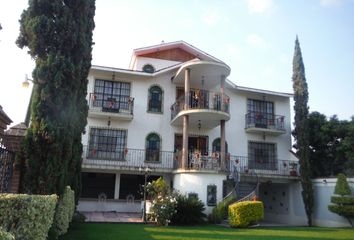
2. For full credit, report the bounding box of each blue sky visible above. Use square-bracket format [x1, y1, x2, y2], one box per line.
[0, 0, 353, 126]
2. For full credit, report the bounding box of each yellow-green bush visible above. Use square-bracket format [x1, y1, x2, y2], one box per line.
[228, 201, 264, 227]
[49, 186, 75, 239]
[0, 193, 57, 240]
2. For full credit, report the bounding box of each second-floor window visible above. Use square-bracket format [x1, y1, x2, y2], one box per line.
[88, 128, 127, 160]
[145, 133, 161, 162]
[248, 141, 276, 170]
[148, 86, 163, 113]
[93, 79, 131, 112]
[247, 99, 274, 128]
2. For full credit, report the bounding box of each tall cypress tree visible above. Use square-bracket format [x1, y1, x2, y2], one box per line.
[16, 0, 95, 201]
[292, 36, 314, 226]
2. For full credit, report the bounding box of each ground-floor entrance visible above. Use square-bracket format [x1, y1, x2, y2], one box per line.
[81, 172, 162, 201]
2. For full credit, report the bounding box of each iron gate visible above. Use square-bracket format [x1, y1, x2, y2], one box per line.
[0, 147, 14, 193]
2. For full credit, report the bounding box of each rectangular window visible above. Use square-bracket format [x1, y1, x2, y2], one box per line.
[207, 185, 217, 206]
[93, 79, 131, 112]
[88, 128, 127, 160]
[247, 99, 274, 128]
[248, 141, 277, 170]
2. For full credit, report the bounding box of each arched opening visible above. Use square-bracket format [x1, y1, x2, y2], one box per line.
[145, 133, 161, 162]
[148, 86, 163, 113]
[212, 137, 228, 153]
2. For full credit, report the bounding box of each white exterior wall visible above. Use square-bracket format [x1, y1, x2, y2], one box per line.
[312, 178, 354, 227]
[134, 57, 181, 72]
[173, 172, 227, 214]
[262, 178, 354, 227]
[224, 88, 293, 159]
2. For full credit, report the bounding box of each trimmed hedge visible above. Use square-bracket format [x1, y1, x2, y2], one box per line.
[49, 186, 75, 239]
[0, 193, 57, 240]
[0, 227, 15, 240]
[228, 201, 264, 228]
[331, 196, 354, 205]
[334, 174, 352, 196]
[328, 205, 354, 217]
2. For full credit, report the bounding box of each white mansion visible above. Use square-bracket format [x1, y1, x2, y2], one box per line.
[78, 41, 303, 224]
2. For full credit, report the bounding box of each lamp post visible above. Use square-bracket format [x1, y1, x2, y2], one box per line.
[139, 165, 151, 223]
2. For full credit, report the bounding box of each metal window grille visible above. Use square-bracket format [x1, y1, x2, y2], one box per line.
[93, 79, 131, 112]
[148, 86, 162, 112]
[145, 133, 160, 162]
[247, 99, 274, 128]
[88, 128, 127, 160]
[248, 141, 277, 170]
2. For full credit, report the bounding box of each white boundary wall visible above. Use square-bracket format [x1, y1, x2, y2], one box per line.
[311, 178, 354, 227]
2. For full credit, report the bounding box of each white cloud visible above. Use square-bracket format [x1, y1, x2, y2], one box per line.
[246, 0, 275, 14]
[319, 0, 342, 7]
[246, 34, 266, 48]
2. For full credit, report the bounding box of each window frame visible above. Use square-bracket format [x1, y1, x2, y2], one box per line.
[93, 79, 131, 113]
[88, 127, 127, 160]
[246, 99, 275, 128]
[248, 141, 277, 170]
[145, 132, 161, 162]
[147, 85, 163, 114]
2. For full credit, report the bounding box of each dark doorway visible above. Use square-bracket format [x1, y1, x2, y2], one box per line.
[174, 134, 208, 154]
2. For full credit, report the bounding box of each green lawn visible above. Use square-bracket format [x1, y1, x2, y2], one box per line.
[59, 223, 354, 240]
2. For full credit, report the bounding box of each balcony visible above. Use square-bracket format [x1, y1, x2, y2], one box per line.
[88, 93, 134, 120]
[170, 90, 230, 129]
[229, 155, 299, 179]
[82, 146, 174, 172]
[245, 112, 286, 135]
[173, 151, 229, 172]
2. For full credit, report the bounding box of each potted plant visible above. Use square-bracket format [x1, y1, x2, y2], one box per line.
[289, 162, 298, 176]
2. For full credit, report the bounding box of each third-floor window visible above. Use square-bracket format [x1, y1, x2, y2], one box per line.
[247, 99, 274, 128]
[93, 79, 131, 112]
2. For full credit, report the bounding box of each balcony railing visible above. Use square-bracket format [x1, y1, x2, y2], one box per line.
[88, 93, 134, 115]
[245, 112, 285, 131]
[173, 151, 229, 171]
[229, 155, 299, 177]
[171, 90, 230, 120]
[83, 146, 174, 170]
[82, 145, 299, 177]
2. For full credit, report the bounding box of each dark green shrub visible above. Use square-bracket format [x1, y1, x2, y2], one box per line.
[334, 173, 352, 196]
[170, 194, 206, 225]
[209, 196, 236, 223]
[228, 201, 264, 228]
[331, 196, 354, 205]
[49, 186, 75, 239]
[0, 193, 57, 240]
[71, 211, 86, 224]
[328, 173, 354, 226]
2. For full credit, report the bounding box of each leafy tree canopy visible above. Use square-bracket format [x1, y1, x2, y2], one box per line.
[308, 112, 354, 177]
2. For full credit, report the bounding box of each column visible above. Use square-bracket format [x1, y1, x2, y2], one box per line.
[220, 75, 225, 111]
[114, 173, 120, 199]
[181, 68, 190, 169]
[220, 75, 226, 170]
[220, 120, 226, 170]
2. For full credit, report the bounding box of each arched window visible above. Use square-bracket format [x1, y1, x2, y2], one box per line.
[212, 138, 228, 153]
[148, 86, 163, 113]
[145, 133, 161, 162]
[142, 64, 155, 73]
